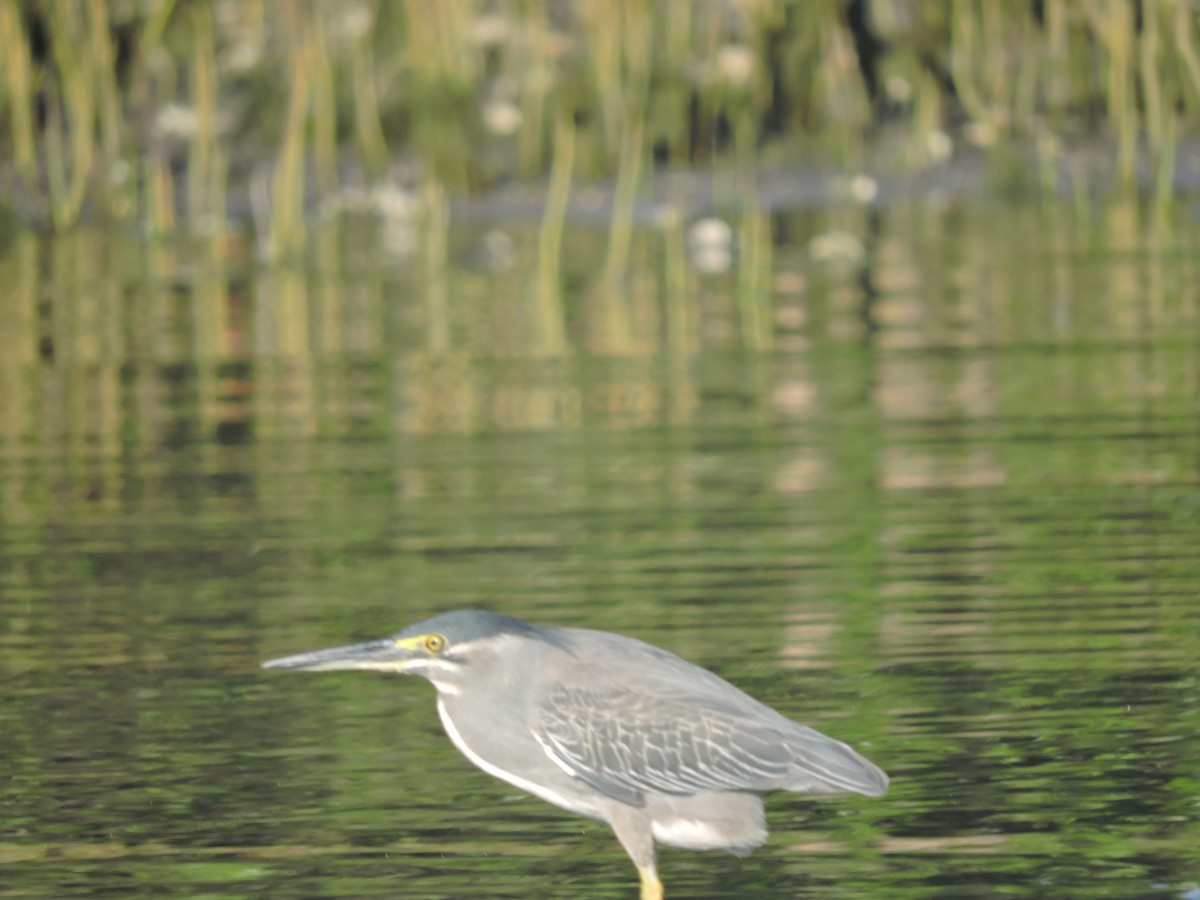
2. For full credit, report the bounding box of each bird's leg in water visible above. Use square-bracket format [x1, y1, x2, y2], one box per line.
[638, 865, 664, 900]
[607, 803, 663, 899]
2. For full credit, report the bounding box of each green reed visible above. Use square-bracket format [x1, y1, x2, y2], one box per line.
[533, 110, 573, 357]
[0, 0, 1196, 245]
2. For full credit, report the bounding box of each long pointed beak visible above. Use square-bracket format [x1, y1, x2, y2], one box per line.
[261, 638, 420, 673]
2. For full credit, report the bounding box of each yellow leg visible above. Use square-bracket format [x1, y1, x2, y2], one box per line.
[638, 865, 663, 900]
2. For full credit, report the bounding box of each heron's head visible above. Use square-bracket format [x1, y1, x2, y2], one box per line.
[261, 609, 548, 695]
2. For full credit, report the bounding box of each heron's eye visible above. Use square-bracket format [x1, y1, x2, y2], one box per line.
[424, 634, 446, 653]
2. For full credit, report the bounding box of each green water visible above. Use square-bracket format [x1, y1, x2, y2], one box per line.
[2, 198, 1199, 899]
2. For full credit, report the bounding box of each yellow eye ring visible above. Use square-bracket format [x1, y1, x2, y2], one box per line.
[424, 634, 446, 653]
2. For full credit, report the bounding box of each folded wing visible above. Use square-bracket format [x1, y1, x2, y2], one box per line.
[535, 681, 886, 807]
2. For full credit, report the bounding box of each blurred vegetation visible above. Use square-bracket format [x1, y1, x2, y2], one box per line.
[1, 0, 1198, 240]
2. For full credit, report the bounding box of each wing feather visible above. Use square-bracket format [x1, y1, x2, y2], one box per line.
[535, 682, 793, 805]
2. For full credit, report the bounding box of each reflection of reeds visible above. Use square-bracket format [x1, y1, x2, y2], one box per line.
[737, 203, 773, 354]
[423, 179, 450, 352]
[4, 177, 1197, 451]
[661, 209, 691, 358]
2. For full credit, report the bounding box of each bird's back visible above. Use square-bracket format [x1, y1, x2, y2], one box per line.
[535, 626, 888, 801]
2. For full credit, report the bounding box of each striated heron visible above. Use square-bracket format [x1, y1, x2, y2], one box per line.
[262, 610, 887, 898]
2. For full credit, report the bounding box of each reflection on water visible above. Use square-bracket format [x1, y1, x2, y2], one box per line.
[1, 198, 1199, 898]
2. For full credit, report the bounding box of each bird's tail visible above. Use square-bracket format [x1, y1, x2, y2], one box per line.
[783, 726, 888, 797]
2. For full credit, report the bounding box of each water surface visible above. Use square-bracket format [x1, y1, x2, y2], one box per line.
[2, 197, 1199, 898]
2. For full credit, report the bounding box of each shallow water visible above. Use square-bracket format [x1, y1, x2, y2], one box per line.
[1, 197, 1199, 898]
